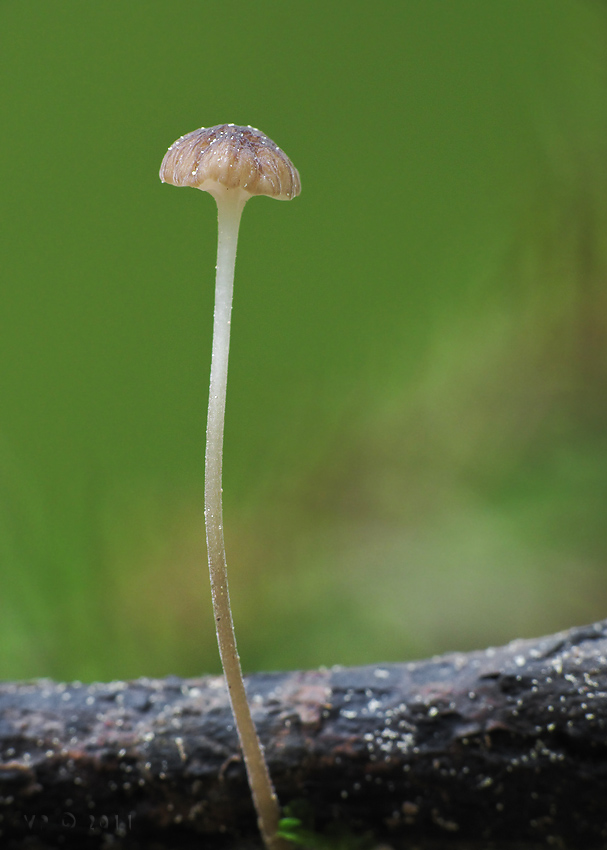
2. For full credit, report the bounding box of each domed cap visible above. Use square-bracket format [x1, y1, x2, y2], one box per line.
[159, 124, 301, 201]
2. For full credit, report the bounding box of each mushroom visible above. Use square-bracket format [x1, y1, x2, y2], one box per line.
[160, 125, 300, 850]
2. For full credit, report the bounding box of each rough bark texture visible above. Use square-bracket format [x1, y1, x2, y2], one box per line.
[2, 620, 607, 849]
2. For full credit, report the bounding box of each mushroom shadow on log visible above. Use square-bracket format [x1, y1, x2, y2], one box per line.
[2, 620, 607, 849]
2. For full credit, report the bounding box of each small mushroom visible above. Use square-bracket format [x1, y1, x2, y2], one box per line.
[160, 125, 300, 850]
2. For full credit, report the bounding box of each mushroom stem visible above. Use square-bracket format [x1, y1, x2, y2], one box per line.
[205, 188, 285, 850]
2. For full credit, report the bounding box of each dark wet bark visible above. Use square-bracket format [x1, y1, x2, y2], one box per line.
[2, 620, 607, 849]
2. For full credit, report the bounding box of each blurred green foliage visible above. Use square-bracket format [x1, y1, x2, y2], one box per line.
[1, 1, 607, 682]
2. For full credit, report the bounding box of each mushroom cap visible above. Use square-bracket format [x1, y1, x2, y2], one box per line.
[159, 124, 301, 201]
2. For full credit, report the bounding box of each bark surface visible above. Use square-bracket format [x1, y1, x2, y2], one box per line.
[2, 620, 607, 849]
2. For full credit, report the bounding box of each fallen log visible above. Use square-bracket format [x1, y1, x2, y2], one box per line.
[2, 620, 607, 849]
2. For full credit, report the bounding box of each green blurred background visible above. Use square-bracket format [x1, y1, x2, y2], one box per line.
[1, 1, 607, 682]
